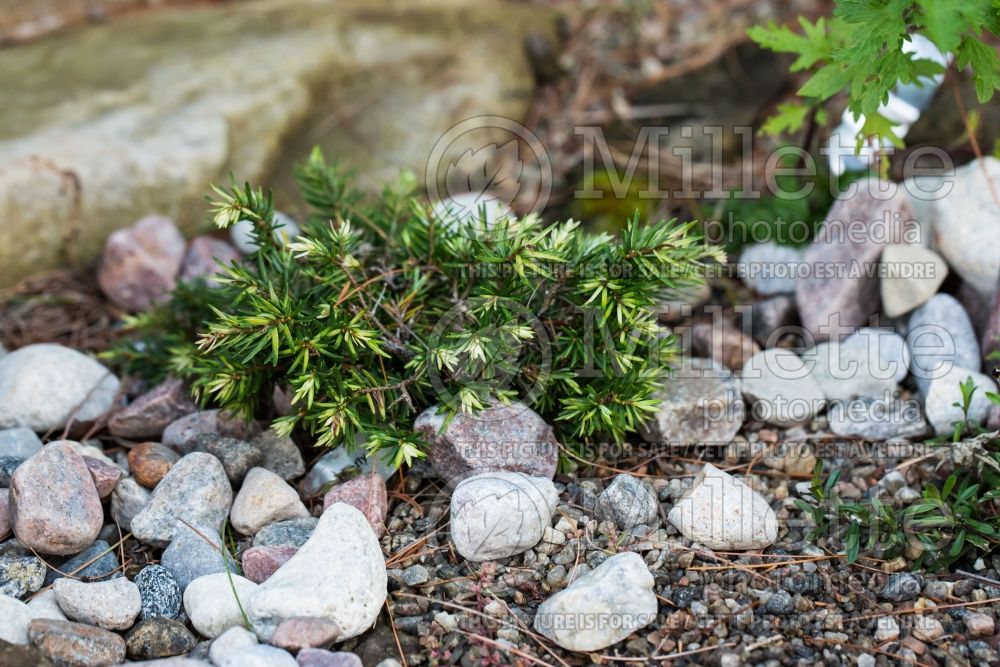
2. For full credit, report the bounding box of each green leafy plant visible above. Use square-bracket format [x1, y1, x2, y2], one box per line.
[797, 461, 1000, 571]
[749, 1, 1000, 148]
[110, 148, 722, 466]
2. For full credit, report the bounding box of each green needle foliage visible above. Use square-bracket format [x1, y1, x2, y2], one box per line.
[749, 0, 1000, 148]
[111, 148, 722, 467]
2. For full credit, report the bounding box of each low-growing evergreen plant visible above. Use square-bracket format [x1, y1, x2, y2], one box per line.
[111, 148, 722, 466]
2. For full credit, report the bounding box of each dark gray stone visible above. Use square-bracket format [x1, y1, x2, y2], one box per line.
[189, 434, 263, 484]
[882, 572, 923, 602]
[765, 589, 794, 615]
[43, 540, 119, 586]
[0, 457, 23, 487]
[134, 565, 182, 620]
[594, 474, 659, 530]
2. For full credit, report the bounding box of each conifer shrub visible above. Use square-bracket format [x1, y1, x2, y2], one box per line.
[111, 148, 722, 465]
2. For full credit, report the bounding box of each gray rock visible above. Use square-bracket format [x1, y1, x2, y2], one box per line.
[0, 428, 42, 459]
[880, 244, 948, 317]
[246, 503, 387, 641]
[0, 540, 45, 598]
[737, 241, 805, 295]
[52, 577, 142, 631]
[0, 457, 22, 486]
[44, 540, 119, 586]
[209, 626, 258, 666]
[796, 184, 916, 340]
[741, 349, 826, 426]
[296, 649, 364, 667]
[924, 367, 997, 435]
[928, 157, 1000, 297]
[111, 477, 151, 532]
[183, 573, 258, 639]
[804, 329, 909, 402]
[125, 616, 198, 660]
[0, 593, 33, 644]
[229, 468, 309, 537]
[26, 588, 67, 622]
[828, 396, 928, 441]
[401, 565, 430, 587]
[162, 411, 260, 454]
[108, 377, 196, 440]
[414, 401, 558, 481]
[594, 474, 659, 531]
[640, 357, 744, 446]
[881, 572, 923, 601]
[130, 452, 233, 547]
[189, 435, 262, 485]
[765, 589, 794, 615]
[10, 441, 104, 556]
[250, 430, 305, 481]
[0, 344, 120, 432]
[252, 518, 318, 549]
[450, 472, 558, 562]
[533, 552, 657, 651]
[907, 294, 981, 394]
[161, 522, 236, 593]
[135, 565, 182, 620]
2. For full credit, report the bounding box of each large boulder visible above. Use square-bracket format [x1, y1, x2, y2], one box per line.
[0, 0, 552, 286]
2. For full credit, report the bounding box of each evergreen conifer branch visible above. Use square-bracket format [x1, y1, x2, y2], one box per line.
[109, 148, 723, 466]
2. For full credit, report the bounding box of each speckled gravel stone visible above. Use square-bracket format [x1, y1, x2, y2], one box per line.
[27, 618, 126, 667]
[135, 565, 182, 620]
[124, 617, 197, 659]
[252, 518, 318, 549]
[0, 541, 45, 599]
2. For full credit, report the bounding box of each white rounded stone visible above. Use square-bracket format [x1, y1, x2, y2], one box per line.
[533, 552, 657, 652]
[53, 577, 141, 631]
[184, 573, 258, 639]
[0, 344, 120, 432]
[450, 471, 558, 562]
[667, 463, 778, 550]
[246, 503, 386, 641]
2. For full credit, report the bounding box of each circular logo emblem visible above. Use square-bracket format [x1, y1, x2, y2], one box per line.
[424, 115, 552, 224]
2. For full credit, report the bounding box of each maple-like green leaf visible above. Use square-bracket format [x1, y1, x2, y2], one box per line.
[957, 36, 1000, 103]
